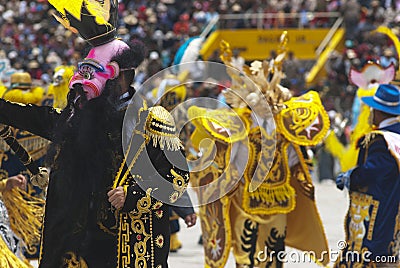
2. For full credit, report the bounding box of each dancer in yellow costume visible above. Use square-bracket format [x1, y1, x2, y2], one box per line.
[44, 65, 75, 109]
[189, 33, 330, 267]
[325, 62, 396, 171]
[325, 26, 400, 172]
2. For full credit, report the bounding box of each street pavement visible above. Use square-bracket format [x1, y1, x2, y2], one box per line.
[30, 180, 349, 268]
[168, 180, 349, 268]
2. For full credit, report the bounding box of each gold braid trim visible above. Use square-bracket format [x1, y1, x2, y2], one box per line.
[145, 106, 183, 151]
[360, 131, 381, 148]
[2, 187, 44, 254]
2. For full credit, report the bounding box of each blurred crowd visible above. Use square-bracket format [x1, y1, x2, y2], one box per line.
[320, 0, 400, 120]
[0, 0, 400, 135]
[0, 0, 355, 87]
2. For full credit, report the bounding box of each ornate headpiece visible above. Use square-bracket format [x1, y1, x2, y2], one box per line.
[374, 26, 400, 86]
[220, 31, 329, 146]
[48, 0, 119, 46]
[220, 31, 292, 116]
[349, 62, 395, 89]
[48, 0, 138, 101]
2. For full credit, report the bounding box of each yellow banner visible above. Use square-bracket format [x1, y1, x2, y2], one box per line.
[200, 29, 330, 61]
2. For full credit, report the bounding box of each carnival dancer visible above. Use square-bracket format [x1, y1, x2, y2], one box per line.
[335, 84, 400, 267]
[44, 65, 75, 109]
[0, 175, 31, 268]
[0, 170, 43, 268]
[0, 72, 49, 261]
[188, 35, 330, 267]
[151, 73, 197, 252]
[0, 1, 195, 267]
[325, 62, 396, 171]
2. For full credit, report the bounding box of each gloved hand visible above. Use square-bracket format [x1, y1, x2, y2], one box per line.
[336, 169, 354, 190]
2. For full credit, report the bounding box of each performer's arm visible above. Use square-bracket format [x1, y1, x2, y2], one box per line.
[171, 191, 196, 227]
[0, 175, 26, 192]
[350, 137, 398, 189]
[121, 146, 191, 212]
[0, 99, 60, 140]
[170, 191, 194, 219]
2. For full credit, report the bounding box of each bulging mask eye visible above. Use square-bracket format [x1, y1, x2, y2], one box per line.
[78, 64, 96, 80]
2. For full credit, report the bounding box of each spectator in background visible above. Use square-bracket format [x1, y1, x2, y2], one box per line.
[230, 49, 245, 71]
[341, 0, 361, 40]
[380, 47, 398, 68]
[173, 13, 190, 37]
[147, 51, 163, 79]
[283, 51, 303, 90]
[368, 0, 385, 24]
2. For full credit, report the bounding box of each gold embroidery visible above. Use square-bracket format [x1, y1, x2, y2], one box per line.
[276, 91, 330, 146]
[367, 200, 379, 240]
[169, 191, 179, 203]
[243, 129, 295, 215]
[170, 168, 188, 200]
[62, 252, 88, 268]
[155, 234, 164, 248]
[349, 192, 374, 251]
[145, 106, 183, 151]
[155, 209, 163, 219]
[126, 189, 154, 268]
[152, 201, 163, 210]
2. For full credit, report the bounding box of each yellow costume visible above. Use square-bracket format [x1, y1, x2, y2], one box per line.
[45, 65, 75, 109]
[0, 72, 47, 261]
[0, 177, 44, 268]
[325, 62, 396, 171]
[189, 34, 330, 267]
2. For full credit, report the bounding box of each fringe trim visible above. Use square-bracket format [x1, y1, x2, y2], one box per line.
[145, 130, 183, 151]
[0, 237, 31, 268]
[2, 188, 44, 253]
[248, 183, 295, 204]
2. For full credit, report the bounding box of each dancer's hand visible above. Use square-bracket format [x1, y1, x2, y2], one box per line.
[336, 169, 353, 191]
[6, 174, 26, 191]
[184, 213, 197, 228]
[107, 186, 126, 209]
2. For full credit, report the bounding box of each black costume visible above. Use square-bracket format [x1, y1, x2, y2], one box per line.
[0, 84, 193, 267]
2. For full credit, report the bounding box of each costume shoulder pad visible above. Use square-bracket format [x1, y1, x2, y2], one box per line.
[187, 106, 251, 144]
[145, 105, 183, 151]
[276, 91, 330, 146]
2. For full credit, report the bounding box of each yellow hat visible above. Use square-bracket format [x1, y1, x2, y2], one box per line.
[10, 72, 32, 89]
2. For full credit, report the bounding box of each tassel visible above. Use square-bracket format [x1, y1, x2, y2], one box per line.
[145, 129, 183, 151]
[2, 188, 45, 254]
[249, 183, 295, 204]
[0, 237, 31, 268]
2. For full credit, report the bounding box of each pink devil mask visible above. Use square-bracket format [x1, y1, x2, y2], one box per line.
[69, 39, 129, 101]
